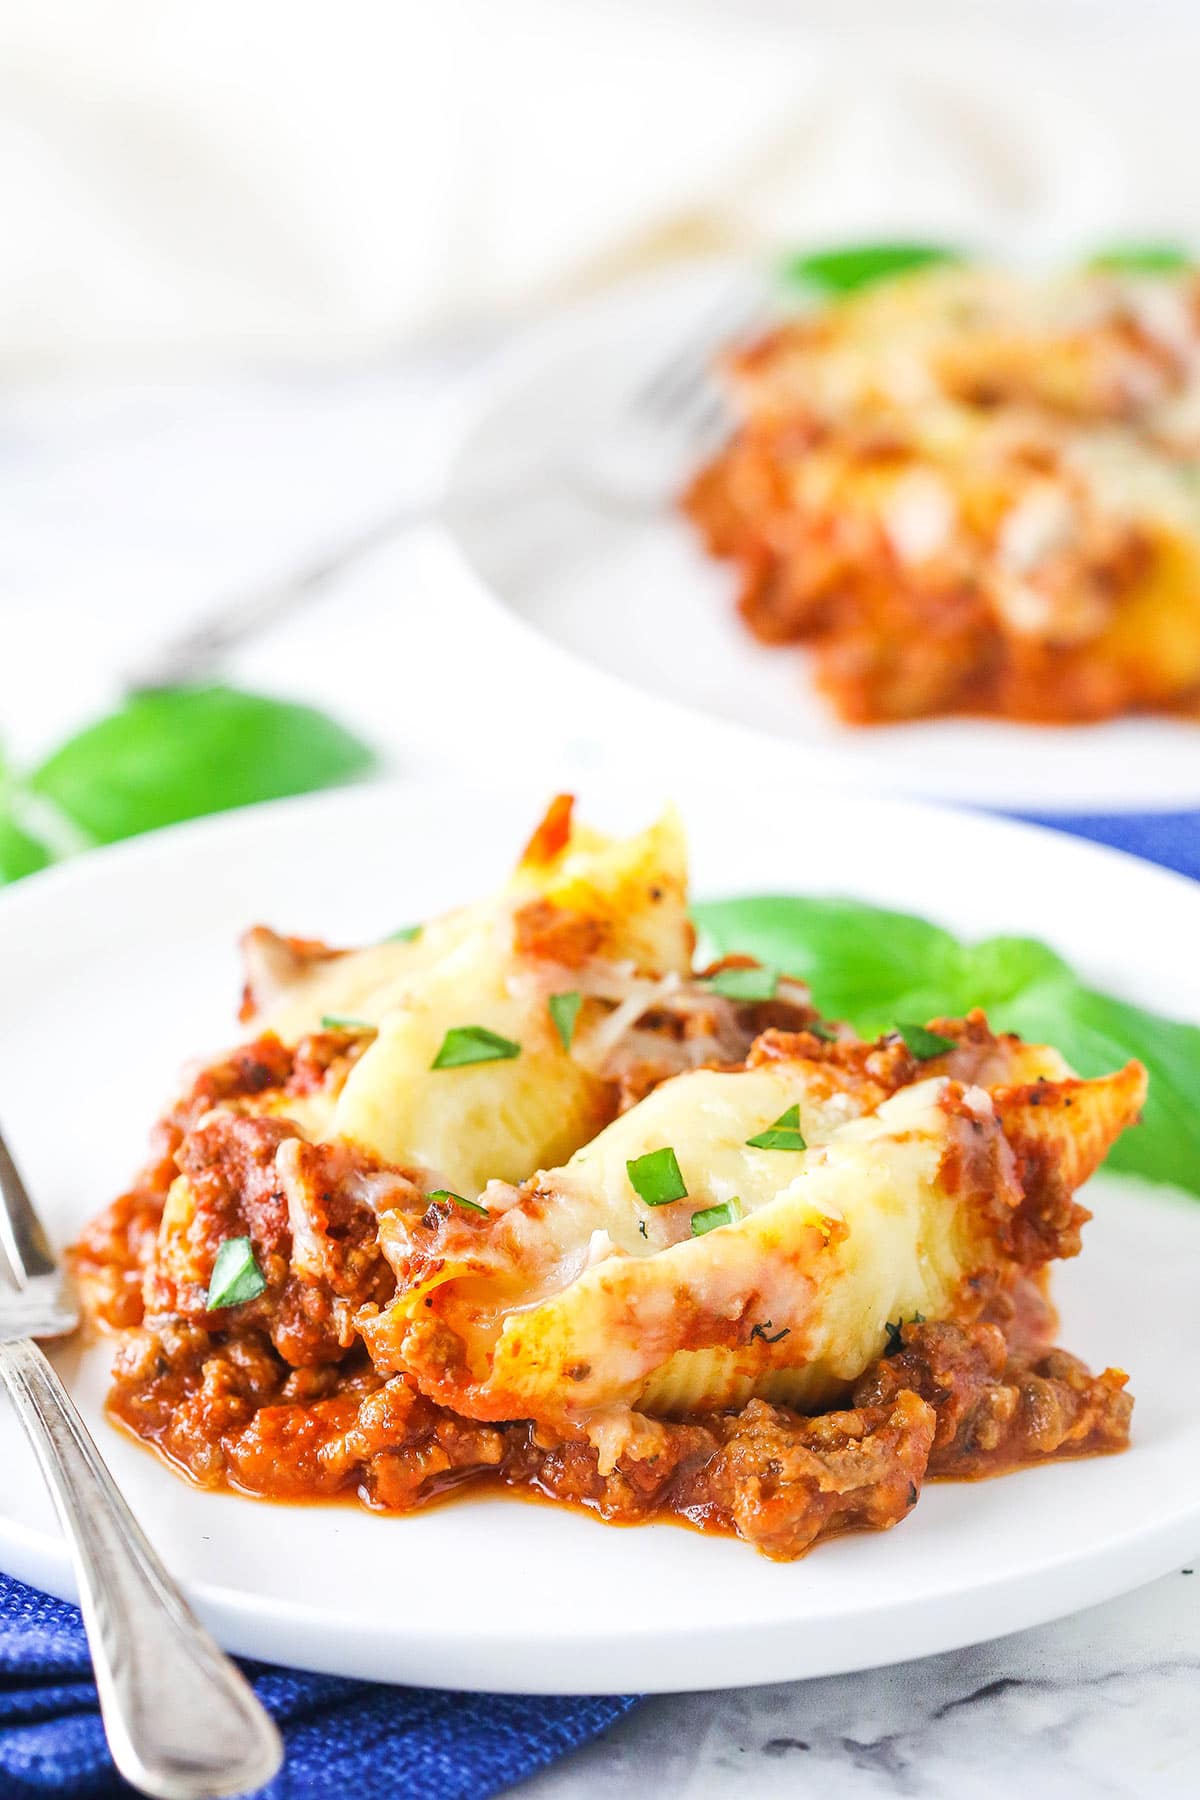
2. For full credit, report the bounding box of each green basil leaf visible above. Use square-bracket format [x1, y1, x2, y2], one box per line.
[693, 896, 964, 1024]
[0, 809, 53, 884]
[28, 685, 373, 846]
[704, 964, 778, 1002]
[431, 1025, 521, 1070]
[746, 1104, 807, 1152]
[692, 898, 1068, 1035]
[388, 925, 423, 943]
[320, 1013, 373, 1032]
[627, 1147, 688, 1207]
[692, 892, 1198, 1197]
[781, 242, 961, 296]
[548, 990, 582, 1050]
[896, 1022, 958, 1060]
[206, 1235, 266, 1310]
[1088, 244, 1192, 275]
[428, 1188, 489, 1217]
[691, 1197, 742, 1236]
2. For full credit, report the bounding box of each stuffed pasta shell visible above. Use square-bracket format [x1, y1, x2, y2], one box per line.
[97, 795, 821, 1365]
[362, 1020, 1146, 1431]
[73, 794, 1147, 1560]
[327, 795, 698, 1192]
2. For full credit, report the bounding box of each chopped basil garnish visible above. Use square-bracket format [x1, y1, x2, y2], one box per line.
[320, 1013, 372, 1031]
[389, 924, 423, 943]
[896, 1022, 957, 1059]
[1089, 243, 1191, 275]
[808, 1020, 837, 1042]
[206, 1236, 266, 1311]
[704, 964, 778, 1002]
[749, 1319, 791, 1344]
[883, 1310, 925, 1355]
[690, 1197, 742, 1236]
[431, 1025, 521, 1069]
[429, 1188, 489, 1217]
[548, 990, 582, 1051]
[782, 241, 960, 296]
[746, 1104, 807, 1152]
[626, 1146, 688, 1207]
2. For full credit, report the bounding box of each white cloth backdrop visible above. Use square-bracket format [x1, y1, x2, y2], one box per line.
[0, 0, 1197, 364]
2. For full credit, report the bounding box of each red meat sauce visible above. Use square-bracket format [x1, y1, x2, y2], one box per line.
[95, 1287, 1130, 1562]
[72, 1023, 1133, 1562]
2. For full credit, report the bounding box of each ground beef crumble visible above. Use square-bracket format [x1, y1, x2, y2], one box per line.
[103, 1300, 1130, 1560]
[78, 1018, 1134, 1560]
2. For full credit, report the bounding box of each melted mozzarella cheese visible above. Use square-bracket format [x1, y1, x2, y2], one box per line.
[332, 805, 693, 1193]
[247, 905, 488, 1045]
[333, 925, 614, 1194]
[369, 1043, 1145, 1429]
[481, 1076, 1011, 1418]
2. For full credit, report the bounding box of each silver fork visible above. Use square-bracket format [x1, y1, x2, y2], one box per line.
[0, 1126, 283, 1800]
[128, 278, 767, 692]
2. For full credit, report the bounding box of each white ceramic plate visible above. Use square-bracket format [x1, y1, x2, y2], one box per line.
[441, 261, 1200, 811]
[1, 775, 1199, 1695]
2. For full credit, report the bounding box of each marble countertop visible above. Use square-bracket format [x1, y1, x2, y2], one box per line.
[517, 1571, 1200, 1798]
[4, 360, 1198, 1800]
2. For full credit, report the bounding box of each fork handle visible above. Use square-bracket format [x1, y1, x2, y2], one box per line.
[0, 1337, 282, 1799]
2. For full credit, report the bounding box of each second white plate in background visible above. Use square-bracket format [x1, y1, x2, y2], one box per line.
[441, 261, 1200, 811]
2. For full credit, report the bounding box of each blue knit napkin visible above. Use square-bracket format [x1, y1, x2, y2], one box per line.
[1011, 809, 1200, 883]
[0, 1574, 637, 1798]
[0, 809, 1193, 1798]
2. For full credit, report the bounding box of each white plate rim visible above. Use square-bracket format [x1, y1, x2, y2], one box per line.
[437, 254, 1200, 812]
